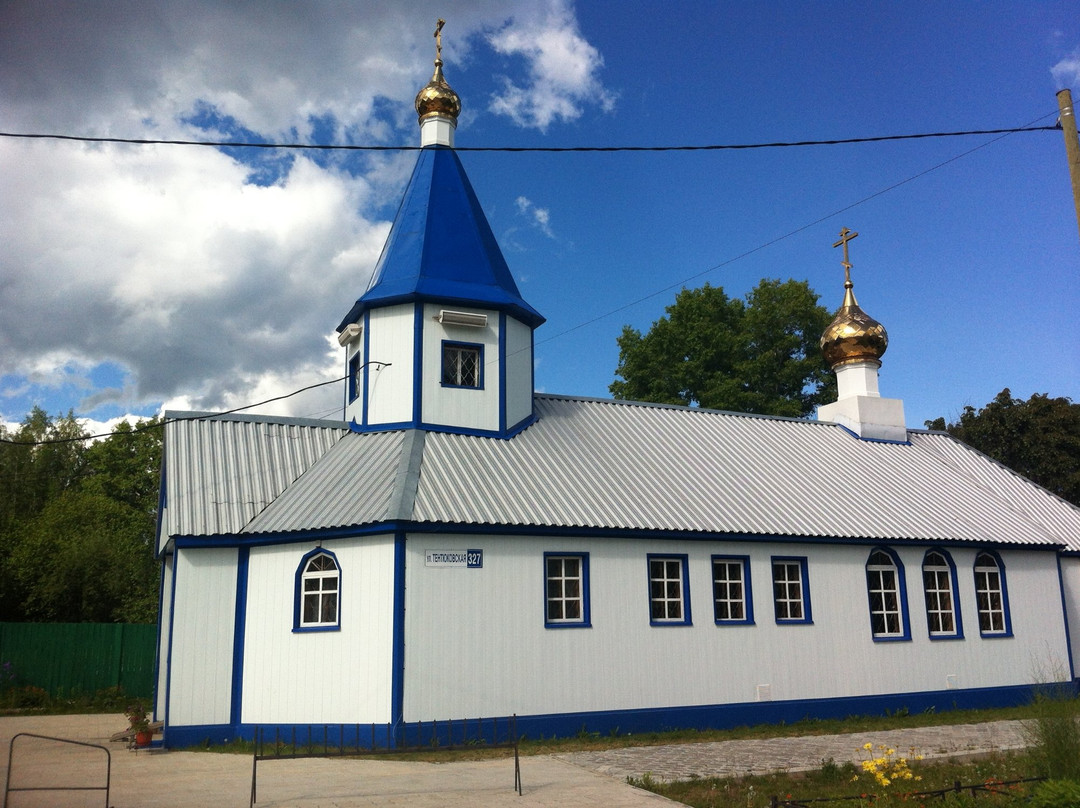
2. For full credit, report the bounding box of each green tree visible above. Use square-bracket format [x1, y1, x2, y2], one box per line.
[926, 389, 1080, 507]
[610, 279, 837, 417]
[0, 412, 162, 622]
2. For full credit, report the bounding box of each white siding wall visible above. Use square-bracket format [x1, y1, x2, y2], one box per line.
[367, 305, 415, 425]
[155, 554, 174, 720]
[503, 317, 533, 428]
[421, 303, 499, 432]
[402, 536, 1070, 721]
[168, 547, 237, 726]
[240, 537, 397, 724]
[1058, 556, 1080, 679]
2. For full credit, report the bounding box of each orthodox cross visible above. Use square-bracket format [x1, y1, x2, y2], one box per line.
[832, 227, 859, 283]
[434, 18, 445, 62]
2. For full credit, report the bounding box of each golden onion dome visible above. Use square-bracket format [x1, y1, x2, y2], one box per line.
[820, 228, 888, 368]
[415, 20, 461, 124]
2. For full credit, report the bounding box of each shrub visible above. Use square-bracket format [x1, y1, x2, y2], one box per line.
[1023, 685, 1080, 781]
[1029, 779, 1080, 808]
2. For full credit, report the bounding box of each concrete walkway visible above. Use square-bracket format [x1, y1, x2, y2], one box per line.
[0, 714, 1029, 807]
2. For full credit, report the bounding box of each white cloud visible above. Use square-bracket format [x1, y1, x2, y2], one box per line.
[0, 0, 607, 419]
[487, 0, 615, 130]
[1051, 48, 1080, 88]
[515, 195, 555, 238]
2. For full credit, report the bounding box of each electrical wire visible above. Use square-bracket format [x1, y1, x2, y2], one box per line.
[0, 365, 389, 446]
[0, 110, 1063, 445]
[0, 125, 1060, 152]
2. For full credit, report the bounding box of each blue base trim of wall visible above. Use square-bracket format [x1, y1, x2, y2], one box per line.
[163, 682, 1061, 749]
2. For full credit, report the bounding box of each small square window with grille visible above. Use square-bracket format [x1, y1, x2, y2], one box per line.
[544, 554, 589, 627]
[648, 555, 690, 625]
[442, 343, 481, 388]
[772, 557, 811, 624]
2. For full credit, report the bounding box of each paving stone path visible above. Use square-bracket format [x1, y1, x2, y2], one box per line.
[557, 720, 1029, 783]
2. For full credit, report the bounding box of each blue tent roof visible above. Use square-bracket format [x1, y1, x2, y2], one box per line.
[338, 146, 545, 330]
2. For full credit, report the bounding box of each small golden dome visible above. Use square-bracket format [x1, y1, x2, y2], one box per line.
[820, 228, 888, 368]
[415, 20, 460, 124]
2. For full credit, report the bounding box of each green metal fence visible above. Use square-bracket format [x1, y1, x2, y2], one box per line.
[0, 622, 156, 700]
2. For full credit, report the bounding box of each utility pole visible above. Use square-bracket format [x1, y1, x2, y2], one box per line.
[1058, 89, 1080, 244]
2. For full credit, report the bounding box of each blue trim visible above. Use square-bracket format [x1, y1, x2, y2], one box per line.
[498, 312, 507, 434]
[169, 523, 1071, 552]
[230, 547, 249, 726]
[412, 302, 423, 426]
[292, 547, 342, 632]
[391, 532, 407, 740]
[711, 554, 755, 625]
[1058, 555, 1077, 681]
[347, 352, 361, 403]
[161, 681, 1059, 749]
[922, 548, 964, 640]
[974, 550, 1013, 638]
[771, 556, 813, 624]
[163, 552, 179, 730]
[440, 340, 485, 389]
[361, 311, 370, 426]
[543, 552, 592, 629]
[865, 547, 912, 642]
[345, 413, 538, 440]
[647, 554, 692, 626]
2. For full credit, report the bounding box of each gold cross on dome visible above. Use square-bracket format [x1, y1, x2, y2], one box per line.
[832, 227, 859, 281]
[434, 19, 445, 61]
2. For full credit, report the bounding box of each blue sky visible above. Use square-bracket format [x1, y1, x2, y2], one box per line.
[1, 1, 1077, 435]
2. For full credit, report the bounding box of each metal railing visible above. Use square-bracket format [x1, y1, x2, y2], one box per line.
[250, 715, 520, 807]
[3, 732, 111, 808]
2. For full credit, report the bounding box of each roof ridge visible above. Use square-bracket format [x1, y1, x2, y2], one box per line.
[164, 410, 349, 430]
[533, 393, 823, 424]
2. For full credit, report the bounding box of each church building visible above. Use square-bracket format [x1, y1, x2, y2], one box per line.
[153, 30, 1080, 749]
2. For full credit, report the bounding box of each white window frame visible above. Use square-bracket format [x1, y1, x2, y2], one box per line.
[648, 555, 691, 626]
[922, 549, 962, 639]
[865, 548, 910, 641]
[771, 557, 811, 624]
[711, 555, 753, 624]
[544, 553, 590, 628]
[974, 551, 1012, 637]
[294, 550, 341, 632]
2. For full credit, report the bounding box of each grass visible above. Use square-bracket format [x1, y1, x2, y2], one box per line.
[632, 751, 1038, 807]
[177, 702, 1043, 759]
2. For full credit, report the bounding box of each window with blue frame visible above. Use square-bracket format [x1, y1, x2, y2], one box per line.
[295, 550, 340, 631]
[348, 352, 361, 402]
[544, 553, 590, 628]
[865, 548, 911, 641]
[648, 555, 691, 625]
[712, 555, 753, 624]
[441, 341, 482, 388]
[974, 551, 1012, 637]
[923, 549, 962, 638]
[771, 557, 811, 624]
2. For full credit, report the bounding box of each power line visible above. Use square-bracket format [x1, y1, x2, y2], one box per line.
[1, 112, 1062, 443]
[0, 365, 389, 446]
[0, 125, 1060, 152]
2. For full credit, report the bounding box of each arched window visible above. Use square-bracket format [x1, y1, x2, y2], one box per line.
[865, 548, 910, 640]
[295, 550, 341, 631]
[922, 550, 962, 638]
[974, 551, 1011, 637]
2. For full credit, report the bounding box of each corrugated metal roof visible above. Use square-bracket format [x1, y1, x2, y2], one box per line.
[160, 397, 1080, 549]
[162, 413, 347, 538]
[412, 396, 1078, 546]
